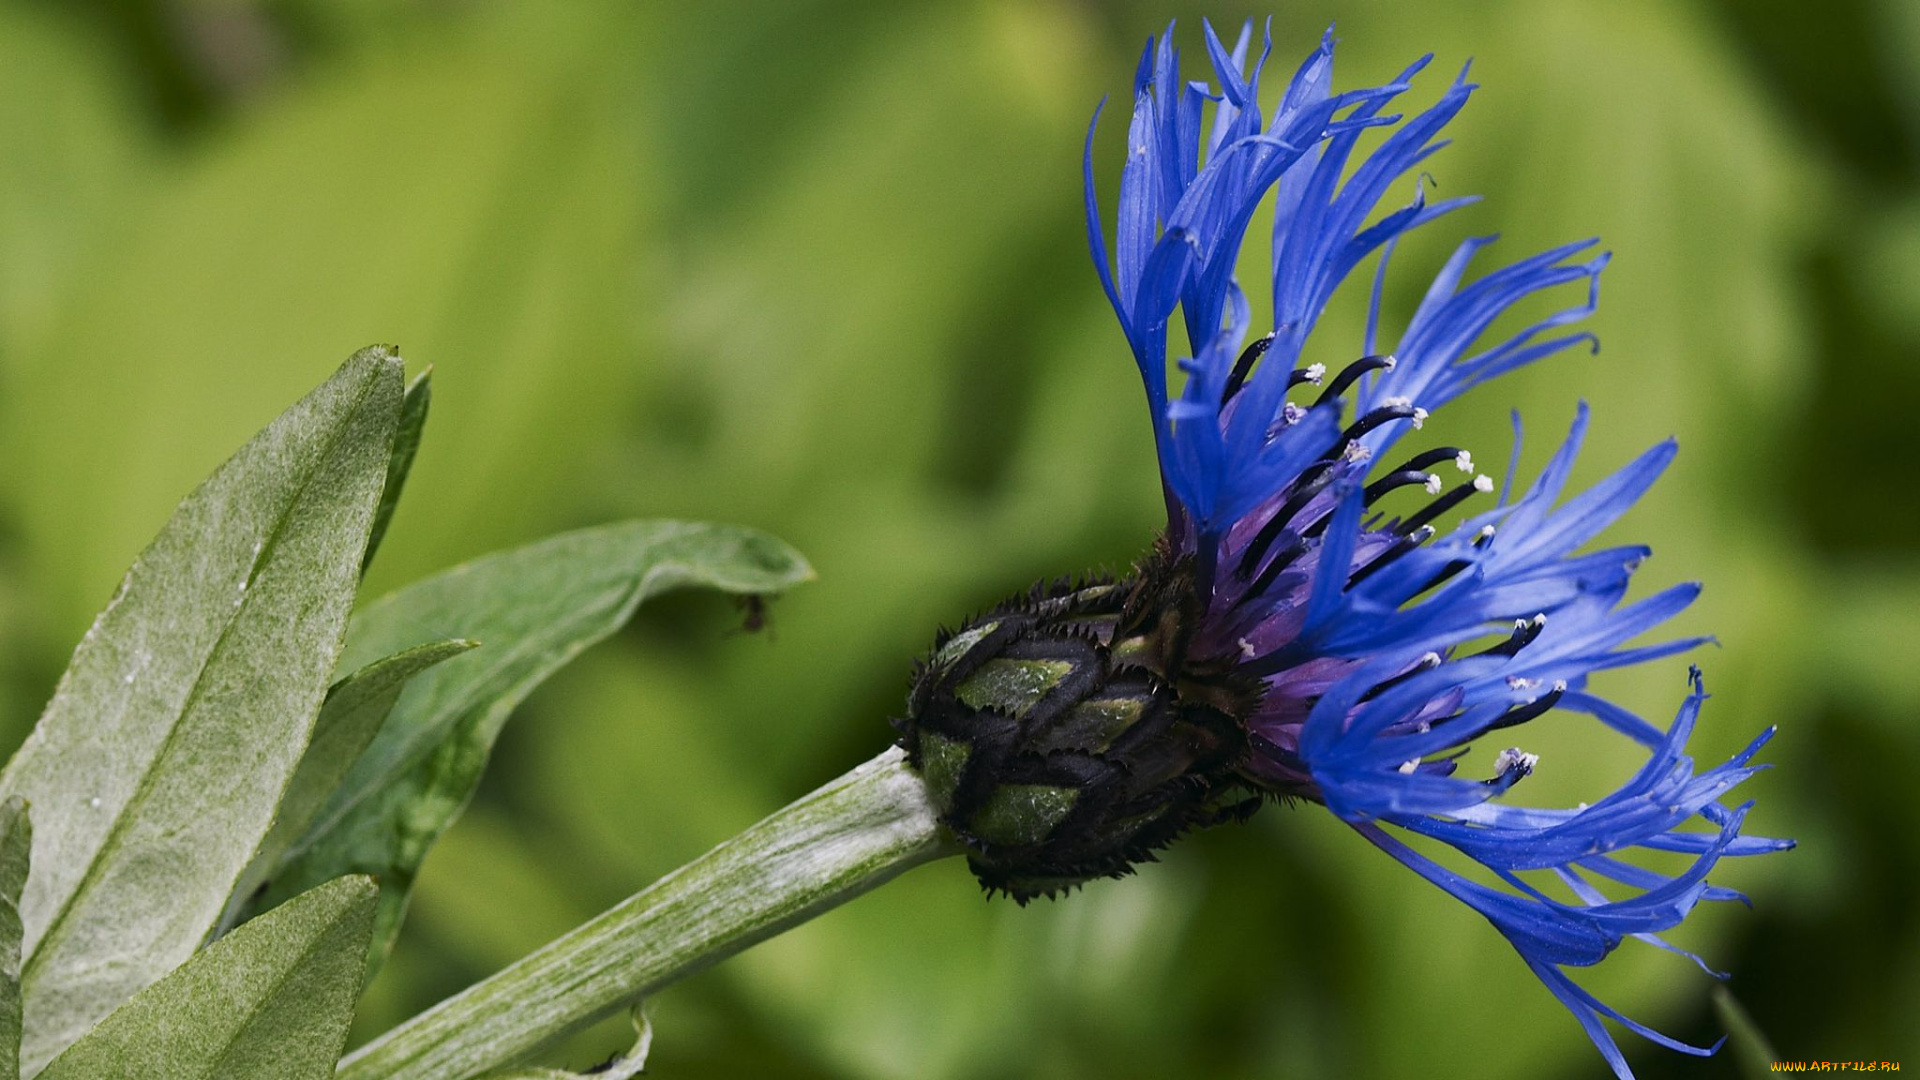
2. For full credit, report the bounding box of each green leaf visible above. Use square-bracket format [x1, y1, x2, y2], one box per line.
[247, 521, 812, 973]
[0, 798, 30, 1080]
[0, 348, 402, 1073]
[36, 876, 376, 1080]
[363, 367, 432, 578]
[221, 640, 478, 935]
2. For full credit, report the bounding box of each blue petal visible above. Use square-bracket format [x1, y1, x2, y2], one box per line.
[1080, 33, 1790, 1075]
[1324, 678, 1776, 1077]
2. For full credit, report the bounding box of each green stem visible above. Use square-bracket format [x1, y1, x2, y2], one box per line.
[337, 747, 954, 1080]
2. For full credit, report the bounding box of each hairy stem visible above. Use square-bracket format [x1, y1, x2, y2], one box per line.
[337, 747, 953, 1080]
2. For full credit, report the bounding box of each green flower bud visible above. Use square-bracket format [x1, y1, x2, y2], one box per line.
[894, 551, 1261, 901]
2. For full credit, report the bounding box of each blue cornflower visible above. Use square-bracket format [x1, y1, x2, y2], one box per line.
[1075, 20, 1791, 1078]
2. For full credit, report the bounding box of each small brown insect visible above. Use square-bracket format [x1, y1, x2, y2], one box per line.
[582, 1050, 625, 1075]
[730, 593, 772, 636]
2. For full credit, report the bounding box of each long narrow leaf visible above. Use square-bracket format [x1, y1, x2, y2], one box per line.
[0, 799, 29, 1080]
[35, 876, 376, 1080]
[363, 367, 432, 577]
[220, 640, 477, 934]
[0, 348, 402, 1072]
[244, 521, 812, 971]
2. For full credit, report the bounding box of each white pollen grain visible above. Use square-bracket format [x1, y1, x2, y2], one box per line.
[1494, 747, 1539, 776]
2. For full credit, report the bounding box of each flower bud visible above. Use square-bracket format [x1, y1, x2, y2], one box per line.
[894, 556, 1259, 901]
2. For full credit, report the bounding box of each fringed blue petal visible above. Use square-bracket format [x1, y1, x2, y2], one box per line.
[1359, 242, 1610, 459]
[1086, 24, 1426, 540]
[1299, 409, 1682, 664]
[1323, 674, 1782, 1078]
[1082, 27, 1789, 1080]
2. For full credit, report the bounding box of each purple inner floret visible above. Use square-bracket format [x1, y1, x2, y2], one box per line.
[1085, 19, 1790, 1079]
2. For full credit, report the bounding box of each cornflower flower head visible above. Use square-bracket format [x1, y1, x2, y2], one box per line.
[894, 19, 1789, 1079]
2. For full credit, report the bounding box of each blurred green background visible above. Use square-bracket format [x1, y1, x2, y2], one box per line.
[0, 0, 1912, 1076]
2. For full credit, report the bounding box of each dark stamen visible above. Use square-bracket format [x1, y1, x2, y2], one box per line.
[1485, 682, 1567, 732]
[1301, 494, 1351, 540]
[1416, 558, 1473, 595]
[1339, 404, 1418, 444]
[1238, 380, 1436, 579]
[1482, 754, 1536, 788]
[1470, 616, 1547, 660]
[1360, 651, 1443, 702]
[1398, 476, 1488, 535]
[1399, 446, 1470, 473]
[1237, 466, 1339, 576]
[1347, 526, 1434, 588]
[1314, 355, 1395, 407]
[1410, 528, 1493, 597]
[1221, 333, 1276, 403]
[1233, 534, 1308, 610]
[1363, 469, 1438, 506]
